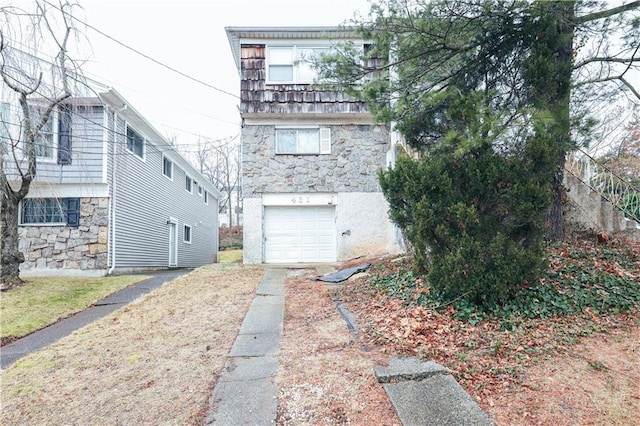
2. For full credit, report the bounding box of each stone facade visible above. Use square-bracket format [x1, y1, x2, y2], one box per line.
[243, 124, 389, 197]
[18, 197, 109, 274]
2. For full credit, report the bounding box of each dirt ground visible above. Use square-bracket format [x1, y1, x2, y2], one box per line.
[1, 260, 638, 425]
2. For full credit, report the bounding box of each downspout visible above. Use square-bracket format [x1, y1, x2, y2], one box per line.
[107, 105, 127, 275]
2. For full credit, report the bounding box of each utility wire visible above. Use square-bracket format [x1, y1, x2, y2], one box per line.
[41, 0, 239, 99]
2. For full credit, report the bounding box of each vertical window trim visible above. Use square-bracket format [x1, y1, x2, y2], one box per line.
[183, 224, 192, 244]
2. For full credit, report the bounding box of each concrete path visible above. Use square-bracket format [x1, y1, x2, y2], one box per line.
[0, 269, 189, 369]
[205, 268, 286, 425]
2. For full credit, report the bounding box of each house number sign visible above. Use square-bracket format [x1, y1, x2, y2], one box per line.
[291, 196, 310, 204]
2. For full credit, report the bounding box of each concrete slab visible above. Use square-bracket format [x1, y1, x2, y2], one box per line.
[375, 357, 450, 383]
[206, 378, 278, 426]
[250, 295, 284, 306]
[219, 356, 279, 382]
[229, 333, 280, 357]
[239, 304, 284, 334]
[383, 375, 493, 426]
[256, 269, 286, 295]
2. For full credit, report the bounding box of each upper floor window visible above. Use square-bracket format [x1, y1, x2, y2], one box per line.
[185, 175, 193, 193]
[26, 105, 57, 161]
[204, 191, 209, 204]
[163, 156, 173, 179]
[267, 46, 331, 84]
[276, 127, 331, 154]
[126, 125, 144, 159]
[20, 197, 80, 227]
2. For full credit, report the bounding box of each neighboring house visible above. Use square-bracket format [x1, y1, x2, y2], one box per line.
[1, 88, 221, 276]
[226, 26, 405, 264]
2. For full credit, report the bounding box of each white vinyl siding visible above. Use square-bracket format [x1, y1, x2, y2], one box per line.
[264, 206, 336, 263]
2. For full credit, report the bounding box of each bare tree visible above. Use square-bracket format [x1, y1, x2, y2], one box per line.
[189, 135, 241, 227]
[1, 1, 85, 288]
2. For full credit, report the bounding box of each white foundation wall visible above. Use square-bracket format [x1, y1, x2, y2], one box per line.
[336, 192, 404, 260]
[242, 197, 264, 264]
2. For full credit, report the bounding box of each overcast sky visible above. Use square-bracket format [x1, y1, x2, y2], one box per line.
[79, 0, 372, 155]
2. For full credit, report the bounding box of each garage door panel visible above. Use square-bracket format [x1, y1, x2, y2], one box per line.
[264, 206, 336, 263]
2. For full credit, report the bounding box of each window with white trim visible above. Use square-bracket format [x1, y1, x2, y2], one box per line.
[126, 125, 144, 159]
[185, 176, 193, 193]
[26, 106, 57, 160]
[204, 191, 208, 204]
[198, 185, 203, 196]
[20, 198, 80, 227]
[276, 127, 331, 154]
[183, 224, 192, 243]
[162, 156, 173, 179]
[267, 45, 331, 84]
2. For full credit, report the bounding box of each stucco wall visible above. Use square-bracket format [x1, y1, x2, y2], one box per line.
[242, 124, 389, 198]
[336, 192, 404, 260]
[19, 197, 109, 276]
[242, 197, 264, 264]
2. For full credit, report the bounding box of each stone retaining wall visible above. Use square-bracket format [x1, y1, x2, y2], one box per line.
[18, 197, 109, 274]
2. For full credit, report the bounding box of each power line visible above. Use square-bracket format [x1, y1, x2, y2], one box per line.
[42, 0, 240, 100]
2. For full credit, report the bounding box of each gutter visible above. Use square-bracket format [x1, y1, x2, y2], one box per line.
[107, 104, 127, 275]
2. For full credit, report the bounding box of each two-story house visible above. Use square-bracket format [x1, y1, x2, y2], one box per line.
[226, 26, 405, 264]
[1, 88, 221, 276]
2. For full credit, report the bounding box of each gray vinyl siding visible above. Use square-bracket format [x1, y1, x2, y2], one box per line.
[110, 113, 218, 269]
[4, 105, 106, 184]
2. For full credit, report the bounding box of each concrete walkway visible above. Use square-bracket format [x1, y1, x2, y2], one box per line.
[205, 268, 286, 425]
[204, 267, 493, 425]
[0, 269, 189, 369]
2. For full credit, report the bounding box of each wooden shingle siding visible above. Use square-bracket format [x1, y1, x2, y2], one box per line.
[239, 44, 369, 115]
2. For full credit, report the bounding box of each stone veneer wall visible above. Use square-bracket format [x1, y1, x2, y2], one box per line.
[18, 197, 109, 273]
[242, 124, 389, 197]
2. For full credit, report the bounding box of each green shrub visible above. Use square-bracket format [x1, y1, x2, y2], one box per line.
[379, 135, 554, 310]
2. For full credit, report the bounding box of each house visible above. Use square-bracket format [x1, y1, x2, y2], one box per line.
[1, 88, 221, 276]
[225, 26, 405, 264]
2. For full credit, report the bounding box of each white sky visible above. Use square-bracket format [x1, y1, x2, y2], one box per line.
[79, 0, 372, 155]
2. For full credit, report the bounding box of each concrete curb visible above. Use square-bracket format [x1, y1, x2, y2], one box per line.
[375, 357, 494, 426]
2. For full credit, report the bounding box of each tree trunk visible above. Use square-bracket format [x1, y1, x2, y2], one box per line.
[537, 0, 575, 242]
[1, 194, 25, 289]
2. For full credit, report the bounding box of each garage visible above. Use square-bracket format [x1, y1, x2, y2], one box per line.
[264, 206, 336, 263]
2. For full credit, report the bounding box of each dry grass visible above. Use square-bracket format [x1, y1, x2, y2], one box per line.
[0, 263, 264, 426]
[276, 269, 401, 425]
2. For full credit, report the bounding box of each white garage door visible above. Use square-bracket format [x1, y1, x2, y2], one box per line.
[264, 206, 336, 263]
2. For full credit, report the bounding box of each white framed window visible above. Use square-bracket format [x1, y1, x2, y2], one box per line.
[275, 126, 331, 154]
[198, 185, 203, 196]
[162, 156, 173, 179]
[20, 198, 80, 227]
[126, 125, 144, 159]
[26, 106, 57, 161]
[204, 191, 209, 205]
[185, 175, 193, 193]
[267, 45, 332, 84]
[183, 224, 192, 243]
